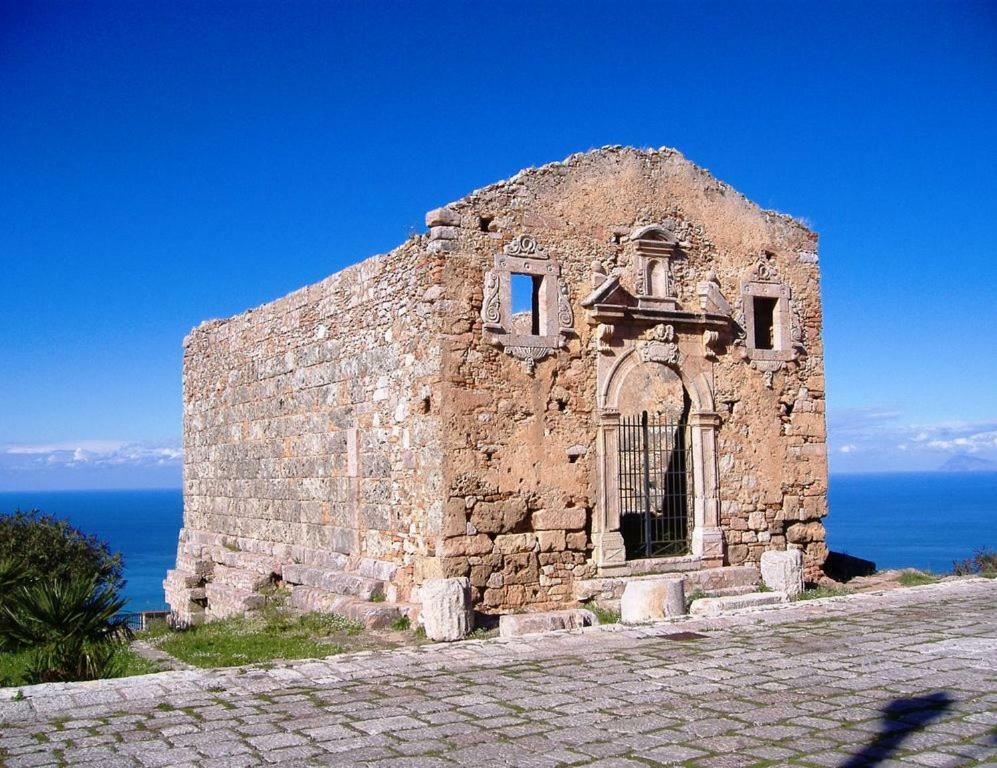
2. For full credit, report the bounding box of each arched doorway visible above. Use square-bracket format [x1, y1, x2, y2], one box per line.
[614, 362, 693, 558]
[592, 347, 725, 570]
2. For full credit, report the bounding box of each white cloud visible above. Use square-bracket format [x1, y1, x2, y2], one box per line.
[0, 440, 182, 469]
[5, 440, 126, 455]
[828, 407, 997, 471]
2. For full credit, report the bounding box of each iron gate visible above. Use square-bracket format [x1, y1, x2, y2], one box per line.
[618, 412, 693, 558]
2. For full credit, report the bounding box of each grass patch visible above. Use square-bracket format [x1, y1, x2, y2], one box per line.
[146, 613, 350, 669]
[138, 607, 392, 670]
[391, 616, 411, 631]
[467, 626, 498, 640]
[0, 645, 158, 687]
[586, 603, 621, 625]
[898, 571, 939, 587]
[796, 585, 850, 601]
[369, 593, 386, 603]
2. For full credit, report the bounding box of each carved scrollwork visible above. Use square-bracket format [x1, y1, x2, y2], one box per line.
[790, 302, 805, 347]
[504, 234, 547, 258]
[595, 323, 614, 353]
[703, 330, 721, 359]
[481, 270, 501, 327]
[506, 345, 552, 374]
[556, 277, 573, 330]
[749, 252, 780, 283]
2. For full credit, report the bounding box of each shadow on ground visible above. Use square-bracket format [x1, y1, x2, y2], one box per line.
[839, 692, 953, 767]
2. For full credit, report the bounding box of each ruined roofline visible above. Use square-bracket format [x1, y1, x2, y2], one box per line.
[185, 145, 813, 344]
[437, 144, 816, 235]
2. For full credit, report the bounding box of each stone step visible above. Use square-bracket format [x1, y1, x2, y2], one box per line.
[212, 564, 274, 592]
[689, 590, 789, 617]
[288, 586, 416, 630]
[282, 564, 385, 601]
[164, 568, 201, 590]
[204, 582, 267, 619]
[573, 564, 760, 603]
[211, 548, 282, 577]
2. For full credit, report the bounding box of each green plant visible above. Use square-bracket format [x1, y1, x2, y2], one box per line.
[0, 574, 132, 683]
[897, 571, 938, 587]
[586, 603, 621, 625]
[757, 582, 772, 593]
[795, 585, 849, 601]
[0, 510, 124, 596]
[149, 611, 356, 668]
[391, 615, 411, 631]
[952, 548, 997, 578]
[370, 593, 386, 603]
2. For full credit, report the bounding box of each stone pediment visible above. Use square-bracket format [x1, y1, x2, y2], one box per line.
[583, 273, 732, 335]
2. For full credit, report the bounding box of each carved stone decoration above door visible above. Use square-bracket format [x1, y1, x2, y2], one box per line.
[480, 235, 575, 373]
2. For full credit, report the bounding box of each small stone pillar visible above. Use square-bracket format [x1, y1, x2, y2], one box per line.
[760, 549, 805, 597]
[420, 577, 473, 641]
[620, 577, 686, 624]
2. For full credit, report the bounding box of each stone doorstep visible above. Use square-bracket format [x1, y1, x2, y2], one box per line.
[281, 564, 385, 601]
[573, 564, 760, 603]
[688, 590, 789, 617]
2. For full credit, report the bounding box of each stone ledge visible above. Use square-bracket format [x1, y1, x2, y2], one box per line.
[499, 609, 598, 638]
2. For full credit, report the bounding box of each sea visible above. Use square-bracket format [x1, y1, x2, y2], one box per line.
[1, 472, 994, 612]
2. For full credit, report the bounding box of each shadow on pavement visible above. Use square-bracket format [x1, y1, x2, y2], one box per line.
[839, 692, 953, 767]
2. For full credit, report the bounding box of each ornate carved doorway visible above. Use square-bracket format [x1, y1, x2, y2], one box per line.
[618, 412, 694, 558]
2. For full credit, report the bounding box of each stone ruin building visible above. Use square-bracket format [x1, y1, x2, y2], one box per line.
[165, 146, 829, 630]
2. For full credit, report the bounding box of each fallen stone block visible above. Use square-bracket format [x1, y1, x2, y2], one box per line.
[420, 577, 472, 641]
[499, 609, 598, 638]
[761, 549, 805, 597]
[689, 591, 788, 617]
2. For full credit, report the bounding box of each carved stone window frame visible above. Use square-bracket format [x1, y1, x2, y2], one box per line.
[481, 235, 574, 372]
[740, 254, 795, 364]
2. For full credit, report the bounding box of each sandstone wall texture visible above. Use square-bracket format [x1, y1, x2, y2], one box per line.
[172, 241, 447, 614]
[167, 146, 828, 622]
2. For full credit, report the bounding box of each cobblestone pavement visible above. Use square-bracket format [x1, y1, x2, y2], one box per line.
[1, 580, 994, 768]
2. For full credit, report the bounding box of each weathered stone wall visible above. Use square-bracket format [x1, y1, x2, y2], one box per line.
[429, 147, 828, 609]
[181, 241, 446, 600]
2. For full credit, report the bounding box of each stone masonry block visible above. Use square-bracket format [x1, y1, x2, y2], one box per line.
[620, 578, 685, 624]
[532, 508, 586, 531]
[420, 577, 473, 642]
[760, 549, 804, 597]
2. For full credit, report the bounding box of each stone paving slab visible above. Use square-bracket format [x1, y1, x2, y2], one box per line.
[0, 579, 995, 767]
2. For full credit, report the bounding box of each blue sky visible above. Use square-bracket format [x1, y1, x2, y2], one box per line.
[1, 1, 995, 490]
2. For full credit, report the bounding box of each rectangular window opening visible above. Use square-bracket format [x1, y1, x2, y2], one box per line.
[752, 296, 778, 350]
[510, 273, 543, 335]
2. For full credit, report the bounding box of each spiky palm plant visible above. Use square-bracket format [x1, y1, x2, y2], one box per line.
[0, 575, 133, 683]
